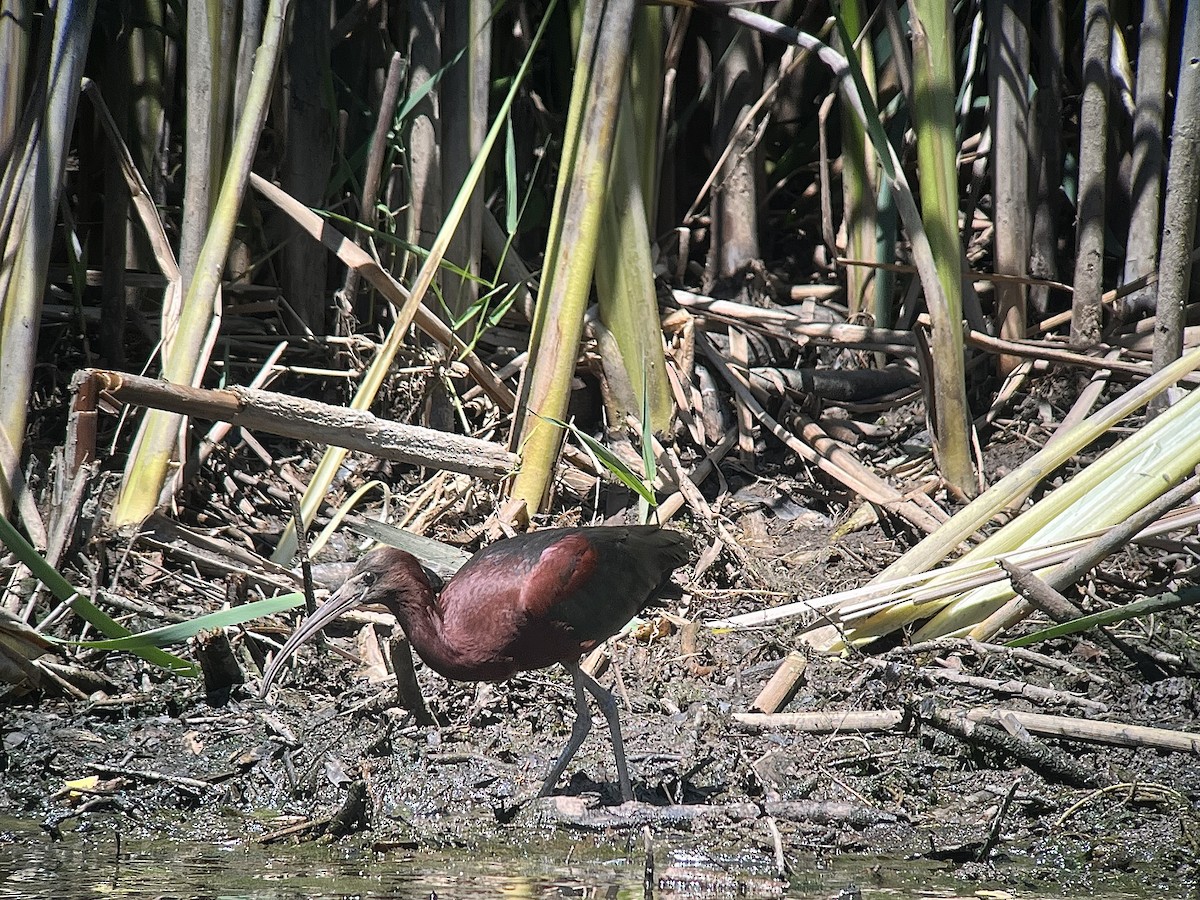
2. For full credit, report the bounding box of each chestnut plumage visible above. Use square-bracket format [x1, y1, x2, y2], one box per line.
[261, 525, 692, 802]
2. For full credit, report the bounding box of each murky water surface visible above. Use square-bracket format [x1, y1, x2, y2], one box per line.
[0, 814, 1158, 899]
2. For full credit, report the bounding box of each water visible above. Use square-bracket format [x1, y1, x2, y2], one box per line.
[1, 813, 785, 899]
[4, 817, 639, 899]
[0, 814, 1172, 899]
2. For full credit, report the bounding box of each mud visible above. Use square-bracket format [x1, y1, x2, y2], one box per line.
[4, 375, 1200, 896]
[2, 511, 1198, 897]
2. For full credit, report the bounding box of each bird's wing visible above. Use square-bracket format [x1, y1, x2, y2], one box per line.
[516, 531, 600, 625]
[519, 529, 683, 644]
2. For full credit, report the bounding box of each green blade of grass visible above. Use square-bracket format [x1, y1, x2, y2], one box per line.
[541, 415, 657, 506]
[0, 512, 197, 676]
[1006, 587, 1200, 648]
[70, 592, 307, 651]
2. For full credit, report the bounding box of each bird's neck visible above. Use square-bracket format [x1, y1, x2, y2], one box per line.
[390, 591, 451, 665]
[389, 591, 485, 681]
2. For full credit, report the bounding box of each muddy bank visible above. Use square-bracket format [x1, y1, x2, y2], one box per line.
[3, 602, 1198, 896]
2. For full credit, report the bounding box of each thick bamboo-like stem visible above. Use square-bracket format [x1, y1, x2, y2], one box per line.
[508, 0, 637, 517]
[595, 86, 674, 433]
[0, 0, 30, 162]
[405, 0, 442, 284]
[873, 1, 910, 331]
[441, 0, 490, 324]
[179, 0, 233, 299]
[271, 5, 556, 563]
[128, 0, 166, 182]
[111, 0, 292, 528]
[1119, 0, 1170, 317]
[341, 51, 404, 308]
[630, 6, 663, 223]
[104, 0, 165, 371]
[1027, 1, 1063, 319]
[988, 0, 1030, 375]
[232, 0, 262, 121]
[0, 0, 96, 520]
[1069, 0, 1110, 348]
[838, 0, 878, 318]
[1150, 0, 1200, 392]
[278, 0, 333, 330]
[908, 0, 975, 495]
[99, 50, 130, 373]
[708, 14, 762, 290]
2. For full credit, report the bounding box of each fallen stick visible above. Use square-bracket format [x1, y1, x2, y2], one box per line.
[963, 329, 1152, 377]
[860, 656, 1108, 712]
[733, 708, 1200, 754]
[530, 795, 761, 830]
[735, 709, 904, 732]
[85, 762, 222, 792]
[915, 702, 1108, 789]
[674, 289, 916, 353]
[74, 368, 518, 480]
[697, 335, 943, 535]
[750, 650, 808, 714]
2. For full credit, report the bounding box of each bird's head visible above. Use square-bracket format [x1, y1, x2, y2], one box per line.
[259, 546, 441, 696]
[346, 546, 444, 609]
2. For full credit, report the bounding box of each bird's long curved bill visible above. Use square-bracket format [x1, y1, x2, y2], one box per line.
[258, 573, 374, 697]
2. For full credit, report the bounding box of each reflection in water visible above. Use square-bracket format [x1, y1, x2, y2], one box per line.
[1, 831, 771, 900]
[1, 815, 1147, 899]
[0, 818, 640, 900]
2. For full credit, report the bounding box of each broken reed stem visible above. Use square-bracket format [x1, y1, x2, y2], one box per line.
[732, 707, 1200, 754]
[709, 504, 1200, 630]
[696, 333, 943, 535]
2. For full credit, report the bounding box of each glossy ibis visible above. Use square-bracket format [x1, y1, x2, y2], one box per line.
[261, 525, 692, 802]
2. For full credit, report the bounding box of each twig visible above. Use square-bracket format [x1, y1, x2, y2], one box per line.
[697, 334, 943, 535]
[895, 636, 1106, 684]
[962, 329, 1151, 377]
[862, 657, 1107, 712]
[673, 290, 916, 353]
[979, 780, 1019, 861]
[85, 763, 221, 792]
[1000, 559, 1167, 679]
[653, 438, 760, 581]
[259, 815, 330, 844]
[657, 429, 737, 521]
[1056, 782, 1198, 833]
[913, 702, 1108, 789]
[733, 708, 1200, 754]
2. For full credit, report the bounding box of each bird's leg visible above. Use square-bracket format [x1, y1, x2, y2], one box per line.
[570, 662, 634, 804]
[537, 665, 593, 797]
